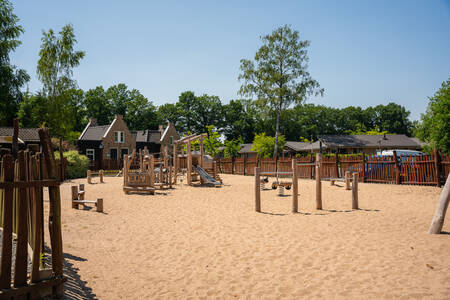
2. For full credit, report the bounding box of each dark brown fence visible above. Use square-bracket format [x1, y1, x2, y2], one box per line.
[217, 151, 449, 187]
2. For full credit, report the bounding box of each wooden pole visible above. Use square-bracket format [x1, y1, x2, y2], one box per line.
[71, 186, 78, 209]
[428, 175, 450, 234]
[96, 198, 104, 213]
[123, 155, 128, 188]
[38, 128, 63, 297]
[87, 170, 92, 184]
[187, 141, 192, 185]
[315, 153, 322, 210]
[169, 166, 173, 188]
[199, 138, 204, 184]
[79, 184, 85, 200]
[255, 167, 261, 212]
[99, 169, 104, 183]
[352, 172, 359, 209]
[393, 150, 400, 185]
[150, 155, 155, 187]
[345, 171, 351, 190]
[292, 159, 298, 213]
[361, 151, 366, 183]
[173, 143, 177, 184]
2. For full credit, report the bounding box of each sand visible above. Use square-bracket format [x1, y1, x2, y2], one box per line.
[54, 175, 449, 299]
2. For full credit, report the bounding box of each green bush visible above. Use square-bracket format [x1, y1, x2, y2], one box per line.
[54, 150, 89, 179]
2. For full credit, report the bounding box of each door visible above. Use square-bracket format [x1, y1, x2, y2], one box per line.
[121, 148, 129, 158]
[110, 148, 118, 160]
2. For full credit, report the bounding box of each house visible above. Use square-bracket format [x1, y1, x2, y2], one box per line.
[134, 123, 179, 155]
[77, 115, 136, 167]
[311, 134, 423, 154]
[0, 127, 41, 152]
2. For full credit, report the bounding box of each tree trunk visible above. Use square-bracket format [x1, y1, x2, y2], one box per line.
[428, 175, 450, 234]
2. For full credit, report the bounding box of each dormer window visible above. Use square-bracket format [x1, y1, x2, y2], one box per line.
[114, 131, 125, 143]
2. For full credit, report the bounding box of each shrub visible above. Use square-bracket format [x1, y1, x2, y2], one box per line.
[54, 150, 89, 179]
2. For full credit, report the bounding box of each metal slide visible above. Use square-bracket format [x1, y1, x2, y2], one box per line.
[194, 166, 222, 186]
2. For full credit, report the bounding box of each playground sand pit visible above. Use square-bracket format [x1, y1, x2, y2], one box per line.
[56, 174, 450, 299]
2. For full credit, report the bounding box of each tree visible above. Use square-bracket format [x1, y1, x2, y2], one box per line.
[37, 24, 85, 138]
[203, 125, 222, 157]
[251, 133, 286, 158]
[373, 102, 412, 135]
[224, 138, 243, 158]
[84, 86, 112, 125]
[18, 92, 49, 128]
[157, 103, 182, 129]
[239, 25, 323, 159]
[416, 79, 450, 153]
[0, 0, 29, 125]
[223, 99, 260, 143]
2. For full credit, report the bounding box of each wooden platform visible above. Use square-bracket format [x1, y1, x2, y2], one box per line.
[123, 186, 155, 195]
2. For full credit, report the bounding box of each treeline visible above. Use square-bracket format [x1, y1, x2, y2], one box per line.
[16, 87, 415, 143]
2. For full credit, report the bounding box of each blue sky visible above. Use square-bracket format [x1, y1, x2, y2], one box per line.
[10, 1, 450, 120]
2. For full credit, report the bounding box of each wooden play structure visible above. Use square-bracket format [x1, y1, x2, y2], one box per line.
[254, 156, 359, 213]
[122, 147, 174, 194]
[87, 169, 104, 184]
[71, 184, 104, 212]
[0, 127, 64, 299]
[173, 134, 222, 187]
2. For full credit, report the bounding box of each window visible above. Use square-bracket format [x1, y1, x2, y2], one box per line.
[170, 136, 174, 146]
[114, 131, 125, 143]
[121, 148, 129, 157]
[86, 149, 95, 161]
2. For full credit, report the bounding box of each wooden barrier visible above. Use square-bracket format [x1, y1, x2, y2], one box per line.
[255, 167, 261, 212]
[292, 159, 298, 213]
[87, 169, 104, 184]
[316, 153, 322, 210]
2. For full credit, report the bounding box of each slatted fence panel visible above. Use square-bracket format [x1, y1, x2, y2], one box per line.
[320, 156, 338, 179]
[234, 158, 245, 175]
[245, 157, 257, 175]
[260, 158, 277, 175]
[400, 154, 438, 185]
[296, 155, 315, 179]
[441, 154, 450, 181]
[218, 158, 233, 174]
[340, 155, 364, 181]
[365, 155, 396, 184]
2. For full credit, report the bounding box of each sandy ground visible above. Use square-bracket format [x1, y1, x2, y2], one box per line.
[53, 174, 449, 299]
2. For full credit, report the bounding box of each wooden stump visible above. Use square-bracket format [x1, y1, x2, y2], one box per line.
[96, 198, 104, 213]
[71, 186, 79, 209]
[345, 171, 351, 190]
[99, 169, 104, 183]
[87, 170, 92, 184]
[428, 175, 450, 234]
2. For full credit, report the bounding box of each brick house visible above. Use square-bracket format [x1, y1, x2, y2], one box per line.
[135, 123, 179, 155]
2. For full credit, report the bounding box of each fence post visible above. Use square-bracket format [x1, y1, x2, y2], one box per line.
[87, 170, 92, 184]
[345, 171, 351, 190]
[335, 153, 339, 178]
[361, 151, 366, 183]
[393, 150, 401, 185]
[316, 153, 322, 210]
[232, 156, 235, 174]
[243, 155, 247, 176]
[255, 167, 261, 212]
[434, 149, 441, 187]
[99, 169, 104, 183]
[310, 153, 314, 179]
[292, 159, 298, 213]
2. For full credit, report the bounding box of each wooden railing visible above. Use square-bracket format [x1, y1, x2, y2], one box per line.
[216, 151, 450, 187]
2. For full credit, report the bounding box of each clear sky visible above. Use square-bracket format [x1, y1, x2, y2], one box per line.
[10, 0, 450, 120]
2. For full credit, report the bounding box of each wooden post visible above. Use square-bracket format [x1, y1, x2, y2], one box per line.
[0, 155, 14, 289]
[352, 172, 359, 209]
[169, 166, 173, 188]
[428, 174, 450, 234]
[123, 155, 128, 188]
[393, 150, 400, 185]
[71, 186, 78, 209]
[292, 159, 298, 213]
[96, 198, 104, 213]
[213, 161, 217, 180]
[139, 149, 143, 172]
[434, 149, 441, 187]
[150, 155, 155, 187]
[335, 152, 339, 178]
[316, 153, 322, 210]
[330, 180, 335, 186]
[187, 141, 192, 185]
[79, 184, 85, 200]
[310, 154, 314, 179]
[99, 169, 104, 183]
[345, 171, 351, 190]
[87, 169, 92, 184]
[361, 151, 366, 183]
[173, 142, 177, 184]
[243, 154, 247, 176]
[255, 167, 261, 212]
[38, 128, 63, 297]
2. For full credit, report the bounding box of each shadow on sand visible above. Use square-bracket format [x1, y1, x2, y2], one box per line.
[63, 252, 98, 300]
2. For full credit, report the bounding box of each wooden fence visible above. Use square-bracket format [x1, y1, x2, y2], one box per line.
[217, 151, 450, 187]
[0, 129, 64, 299]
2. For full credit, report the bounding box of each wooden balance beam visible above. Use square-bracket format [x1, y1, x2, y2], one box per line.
[71, 184, 104, 212]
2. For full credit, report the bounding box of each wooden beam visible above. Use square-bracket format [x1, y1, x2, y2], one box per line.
[255, 167, 261, 212]
[292, 158, 298, 213]
[428, 175, 450, 234]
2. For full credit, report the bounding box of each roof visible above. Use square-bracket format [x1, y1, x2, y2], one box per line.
[78, 125, 110, 141]
[0, 127, 40, 142]
[238, 143, 255, 154]
[410, 137, 427, 147]
[284, 141, 310, 152]
[0, 136, 24, 144]
[135, 130, 162, 144]
[317, 134, 421, 149]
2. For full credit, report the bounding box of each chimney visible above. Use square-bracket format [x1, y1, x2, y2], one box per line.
[88, 118, 97, 126]
[158, 125, 164, 132]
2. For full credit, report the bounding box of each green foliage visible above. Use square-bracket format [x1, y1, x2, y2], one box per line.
[251, 133, 286, 158]
[224, 138, 243, 158]
[204, 125, 222, 157]
[223, 99, 259, 143]
[416, 79, 450, 153]
[0, 0, 29, 126]
[54, 150, 89, 179]
[37, 24, 85, 138]
[239, 25, 323, 158]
